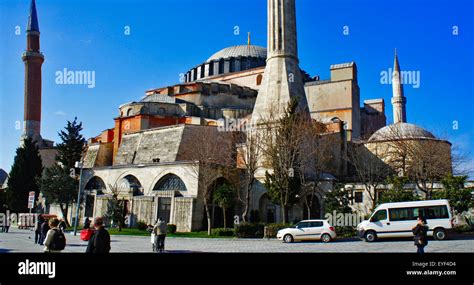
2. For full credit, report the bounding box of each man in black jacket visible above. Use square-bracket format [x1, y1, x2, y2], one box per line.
[39, 219, 50, 245]
[86, 217, 111, 253]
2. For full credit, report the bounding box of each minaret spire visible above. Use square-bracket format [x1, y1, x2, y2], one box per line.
[27, 0, 39, 33]
[22, 0, 44, 145]
[250, 0, 309, 125]
[391, 49, 407, 124]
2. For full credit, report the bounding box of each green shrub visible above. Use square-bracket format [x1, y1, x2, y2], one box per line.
[235, 222, 264, 238]
[167, 224, 177, 234]
[335, 226, 357, 238]
[135, 221, 148, 231]
[212, 228, 235, 237]
[264, 223, 293, 238]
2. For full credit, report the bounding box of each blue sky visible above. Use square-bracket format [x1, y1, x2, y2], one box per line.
[0, 0, 473, 177]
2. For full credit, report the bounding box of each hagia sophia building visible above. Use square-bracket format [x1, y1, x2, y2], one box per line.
[12, 0, 452, 231]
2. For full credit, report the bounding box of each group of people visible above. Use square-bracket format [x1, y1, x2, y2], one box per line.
[33, 215, 110, 253]
[34, 216, 66, 246]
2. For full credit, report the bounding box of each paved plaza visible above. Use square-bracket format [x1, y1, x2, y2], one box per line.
[0, 228, 473, 253]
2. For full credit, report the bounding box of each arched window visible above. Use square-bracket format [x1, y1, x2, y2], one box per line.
[256, 74, 263, 86]
[118, 175, 143, 196]
[84, 176, 106, 194]
[126, 108, 133, 117]
[153, 174, 187, 191]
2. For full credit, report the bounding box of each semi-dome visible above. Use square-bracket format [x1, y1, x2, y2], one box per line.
[207, 45, 267, 62]
[368, 122, 435, 142]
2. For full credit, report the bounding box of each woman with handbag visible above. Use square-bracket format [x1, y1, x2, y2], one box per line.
[412, 215, 429, 254]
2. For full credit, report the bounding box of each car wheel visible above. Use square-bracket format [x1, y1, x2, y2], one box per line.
[283, 234, 294, 243]
[364, 230, 377, 242]
[321, 233, 331, 243]
[433, 228, 447, 240]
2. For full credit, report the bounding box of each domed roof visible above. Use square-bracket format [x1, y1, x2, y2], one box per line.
[207, 45, 267, 62]
[368, 123, 436, 142]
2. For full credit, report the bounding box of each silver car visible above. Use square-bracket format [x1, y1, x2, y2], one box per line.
[277, 220, 337, 243]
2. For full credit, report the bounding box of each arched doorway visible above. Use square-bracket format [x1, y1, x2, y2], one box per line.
[117, 175, 143, 227]
[302, 195, 321, 219]
[84, 176, 106, 218]
[153, 173, 187, 223]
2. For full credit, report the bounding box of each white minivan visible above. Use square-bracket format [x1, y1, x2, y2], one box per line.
[357, 199, 453, 242]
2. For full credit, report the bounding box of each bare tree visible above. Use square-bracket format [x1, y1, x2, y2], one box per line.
[407, 139, 453, 199]
[298, 120, 336, 219]
[377, 124, 453, 199]
[258, 99, 308, 224]
[181, 126, 235, 235]
[347, 142, 394, 211]
[235, 128, 261, 223]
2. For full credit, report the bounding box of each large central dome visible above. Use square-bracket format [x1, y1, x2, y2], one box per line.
[184, 45, 267, 83]
[207, 45, 267, 62]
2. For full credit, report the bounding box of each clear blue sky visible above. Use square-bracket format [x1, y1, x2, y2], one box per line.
[1, 0, 473, 177]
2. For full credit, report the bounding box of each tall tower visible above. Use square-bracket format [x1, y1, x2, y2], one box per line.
[250, 0, 309, 125]
[391, 49, 407, 124]
[22, 0, 44, 145]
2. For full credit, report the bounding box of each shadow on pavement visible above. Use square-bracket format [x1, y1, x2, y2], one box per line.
[66, 244, 87, 247]
[292, 237, 361, 244]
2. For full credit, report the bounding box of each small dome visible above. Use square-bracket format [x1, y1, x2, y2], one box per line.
[368, 123, 435, 142]
[207, 45, 267, 62]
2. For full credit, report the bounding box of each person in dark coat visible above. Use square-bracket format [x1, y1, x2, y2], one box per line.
[86, 217, 111, 253]
[39, 219, 50, 245]
[3, 214, 10, 233]
[83, 217, 91, 229]
[34, 216, 44, 244]
[412, 215, 429, 254]
[58, 219, 67, 232]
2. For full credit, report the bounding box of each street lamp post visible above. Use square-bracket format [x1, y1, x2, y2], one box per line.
[73, 160, 84, 236]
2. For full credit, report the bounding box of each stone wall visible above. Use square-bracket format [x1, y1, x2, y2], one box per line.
[132, 195, 155, 225]
[173, 197, 196, 232]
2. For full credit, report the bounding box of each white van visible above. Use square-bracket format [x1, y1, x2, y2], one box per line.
[357, 199, 453, 242]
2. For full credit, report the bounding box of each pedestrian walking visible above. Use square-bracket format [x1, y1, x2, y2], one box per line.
[58, 219, 67, 232]
[412, 215, 429, 254]
[86, 217, 111, 253]
[83, 217, 91, 229]
[3, 215, 10, 233]
[153, 217, 167, 253]
[34, 216, 44, 244]
[39, 219, 50, 245]
[43, 218, 66, 253]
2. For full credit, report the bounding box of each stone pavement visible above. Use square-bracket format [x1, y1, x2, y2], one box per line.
[0, 227, 473, 253]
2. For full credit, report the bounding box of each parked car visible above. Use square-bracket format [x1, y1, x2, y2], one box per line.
[277, 219, 337, 243]
[357, 199, 453, 242]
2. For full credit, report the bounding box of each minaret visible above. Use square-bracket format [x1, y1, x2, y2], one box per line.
[391, 49, 407, 124]
[250, 0, 309, 125]
[21, 0, 44, 145]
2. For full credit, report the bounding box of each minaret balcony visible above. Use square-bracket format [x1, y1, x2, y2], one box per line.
[22, 51, 44, 60]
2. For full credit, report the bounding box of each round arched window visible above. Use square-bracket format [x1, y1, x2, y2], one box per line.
[153, 174, 187, 191]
